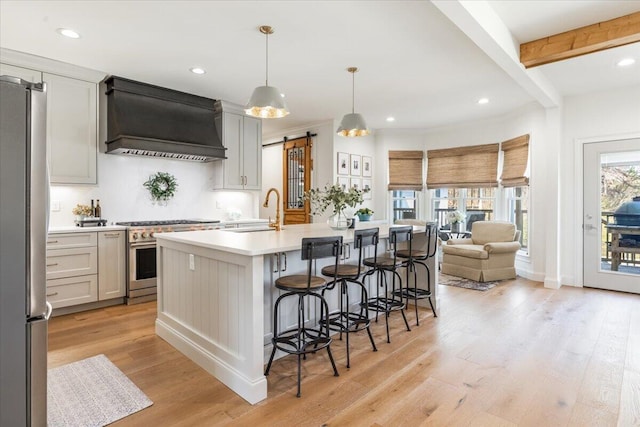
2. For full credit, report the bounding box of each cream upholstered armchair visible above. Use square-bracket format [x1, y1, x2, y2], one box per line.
[441, 221, 520, 282]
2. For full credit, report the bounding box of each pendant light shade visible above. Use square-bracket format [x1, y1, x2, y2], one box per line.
[245, 25, 290, 119]
[337, 67, 370, 137]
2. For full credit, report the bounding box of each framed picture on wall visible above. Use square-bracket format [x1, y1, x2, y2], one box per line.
[337, 152, 349, 175]
[362, 156, 372, 177]
[350, 177, 362, 191]
[350, 154, 361, 176]
[362, 179, 372, 199]
[337, 176, 349, 191]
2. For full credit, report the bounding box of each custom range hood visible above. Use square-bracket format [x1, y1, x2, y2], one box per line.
[105, 76, 226, 162]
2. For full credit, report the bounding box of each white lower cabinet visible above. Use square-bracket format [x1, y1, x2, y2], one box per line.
[98, 231, 126, 300]
[46, 275, 98, 308]
[47, 230, 125, 309]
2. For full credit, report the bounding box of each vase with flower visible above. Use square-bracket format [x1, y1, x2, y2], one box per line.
[304, 183, 368, 230]
[446, 210, 465, 232]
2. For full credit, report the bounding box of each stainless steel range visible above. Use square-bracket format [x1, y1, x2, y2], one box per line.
[116, 219, 222, 304]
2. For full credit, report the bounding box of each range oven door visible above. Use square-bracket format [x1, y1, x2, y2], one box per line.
[128, 241, 157, 297]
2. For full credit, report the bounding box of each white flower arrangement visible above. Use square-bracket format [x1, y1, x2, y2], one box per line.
[446, 210, 465, 224]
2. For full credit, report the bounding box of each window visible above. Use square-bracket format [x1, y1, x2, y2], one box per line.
[432, 188, 494, 231]
[507, 186, 529, 254]
[392, 190, 419, 221]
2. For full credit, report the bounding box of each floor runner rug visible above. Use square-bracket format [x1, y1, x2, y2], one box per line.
[48, 354, 152, 427]
[439, 273, 498, 291]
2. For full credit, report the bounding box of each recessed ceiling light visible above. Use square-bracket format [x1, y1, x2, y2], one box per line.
[56, 28, 80, 39]
[386, 117, 395, 122]
[477, 98, 489, 105]
[190, 67, 206, 75]
[617, 58, 635, 67]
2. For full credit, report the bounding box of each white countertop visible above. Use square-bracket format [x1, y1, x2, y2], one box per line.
[155, 222, 423, 256]
[48, 225, 128, 234]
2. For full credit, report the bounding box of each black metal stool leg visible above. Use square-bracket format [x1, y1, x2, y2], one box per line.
[264, 292, 283, 376]
[359, 282, 377, 352]
[345, 284, 351, 368]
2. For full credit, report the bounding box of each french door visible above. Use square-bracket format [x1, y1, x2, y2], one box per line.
[583, 139, 640, 293]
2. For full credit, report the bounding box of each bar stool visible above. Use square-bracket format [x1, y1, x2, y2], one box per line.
[393, 222, 438, 325]
[264, 236, 341, 398]
[319, 228, 379, 368]
[362, 226, 412, 343]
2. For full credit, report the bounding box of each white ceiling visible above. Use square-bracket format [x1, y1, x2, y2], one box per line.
[1, 1, 639, 136]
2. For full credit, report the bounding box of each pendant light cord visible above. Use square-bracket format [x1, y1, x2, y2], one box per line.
[352, 71, 355, 114]
[265, 31, 269, 86]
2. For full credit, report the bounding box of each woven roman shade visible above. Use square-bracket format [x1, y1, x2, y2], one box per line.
[388, 150, 424, 190]
[426, 143, 499, 189]
[500, 134, 530, 187]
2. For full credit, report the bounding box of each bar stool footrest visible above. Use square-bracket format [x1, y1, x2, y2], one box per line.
[272, 327, 332, 355]
[320, 311, 371, 333]
[363, 297, 405, 313]
[392, 288, 432, 299]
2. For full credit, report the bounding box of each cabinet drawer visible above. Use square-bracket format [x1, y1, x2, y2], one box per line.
[47, 232, 97, 249]
[46, 247, 98, 280]
[46, 275, 98, 308]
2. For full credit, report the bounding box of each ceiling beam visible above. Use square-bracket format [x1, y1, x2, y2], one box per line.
[521, 12, 640, 68]
[431, 0, 561, 108]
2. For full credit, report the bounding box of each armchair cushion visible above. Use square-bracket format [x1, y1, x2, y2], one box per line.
[447, 238, 474, 245]
[441, 244, 488, 259]
[471, 221, 516, 245]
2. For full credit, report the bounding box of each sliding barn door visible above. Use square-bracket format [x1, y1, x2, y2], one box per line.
[283, 136, 312, 224]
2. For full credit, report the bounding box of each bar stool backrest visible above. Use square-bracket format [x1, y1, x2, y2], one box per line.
[301, 236, 343, 290]
[354, 227, 379, 275]
[389, 225, 413, 262]
[425, 223, 438, 258]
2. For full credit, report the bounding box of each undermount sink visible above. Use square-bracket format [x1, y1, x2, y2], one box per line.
[224, 226, 275, 233]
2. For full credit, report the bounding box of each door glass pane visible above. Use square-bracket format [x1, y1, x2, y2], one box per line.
[286, 146, 305, 209]
[600, 151, 640, 275]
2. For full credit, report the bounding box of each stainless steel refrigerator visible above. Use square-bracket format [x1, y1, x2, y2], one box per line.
[0, 76, 51, 426]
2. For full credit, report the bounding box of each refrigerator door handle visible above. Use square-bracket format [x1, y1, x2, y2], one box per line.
[44, 301, 52, 320]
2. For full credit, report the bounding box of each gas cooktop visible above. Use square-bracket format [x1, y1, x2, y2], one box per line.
[116, 219, 221, 227]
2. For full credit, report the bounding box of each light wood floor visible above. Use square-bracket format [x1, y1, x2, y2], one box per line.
[48, 277, 640, 426]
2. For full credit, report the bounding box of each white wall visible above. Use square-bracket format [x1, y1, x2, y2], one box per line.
[561, 84, 640, 286]
[49, 152, 259, 227]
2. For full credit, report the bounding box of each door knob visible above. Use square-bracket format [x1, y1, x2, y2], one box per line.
[583, 224, 597, 230]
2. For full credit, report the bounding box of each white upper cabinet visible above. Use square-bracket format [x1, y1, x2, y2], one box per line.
[44, 73, 98, 184]
[213, 101, 262, 190]
[0, 63, 42, 83]
[2, 49, 105, 186]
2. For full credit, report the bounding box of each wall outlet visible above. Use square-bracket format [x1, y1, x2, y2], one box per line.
[189, 254, 195, 271]
[51, 200, 61, 212]
[216, 201, 222, 209]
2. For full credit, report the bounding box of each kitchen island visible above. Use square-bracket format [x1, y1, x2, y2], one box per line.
[154, 222, 437, 404]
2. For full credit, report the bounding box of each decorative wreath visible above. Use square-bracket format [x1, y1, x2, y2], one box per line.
[143, 172, 178, 202]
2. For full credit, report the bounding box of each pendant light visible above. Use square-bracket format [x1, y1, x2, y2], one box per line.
[336, 67, 370, 137]
[245, 25, 290, 119]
